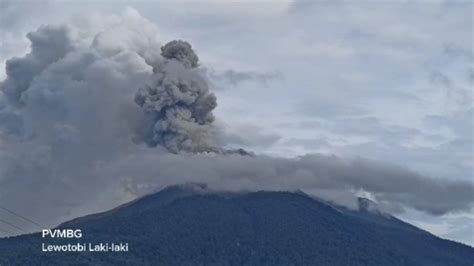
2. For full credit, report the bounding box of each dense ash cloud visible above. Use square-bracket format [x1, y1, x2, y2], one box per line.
[160, 40, 199, 68]
[0, 9, 472, 236]
[0, 8, 162, 231]
[134, 40, 219, 153]
[2, 25, 73, 107]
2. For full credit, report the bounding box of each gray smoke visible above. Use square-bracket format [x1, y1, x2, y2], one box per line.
[160, 40, 199, 68]
[134, 40, 219, 153]
[103, 152, 474, 216]
[0, 9, 472, 236]
[2, 25, 73, 107]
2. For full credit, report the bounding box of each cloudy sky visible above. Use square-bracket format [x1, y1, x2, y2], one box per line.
[0, 0, 472, 245]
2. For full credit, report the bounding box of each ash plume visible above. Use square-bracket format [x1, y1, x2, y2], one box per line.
[134, 40, 219, 153]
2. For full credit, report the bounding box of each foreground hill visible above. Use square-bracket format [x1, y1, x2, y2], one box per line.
[0, 184, 473, 265]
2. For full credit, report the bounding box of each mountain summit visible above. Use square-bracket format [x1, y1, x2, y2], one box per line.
[0, 185, 473, 265]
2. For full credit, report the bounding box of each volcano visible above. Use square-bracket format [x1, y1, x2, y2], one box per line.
[0, 184, 473, 265]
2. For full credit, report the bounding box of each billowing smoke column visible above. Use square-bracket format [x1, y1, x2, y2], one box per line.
[134, 40, 219, 153]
